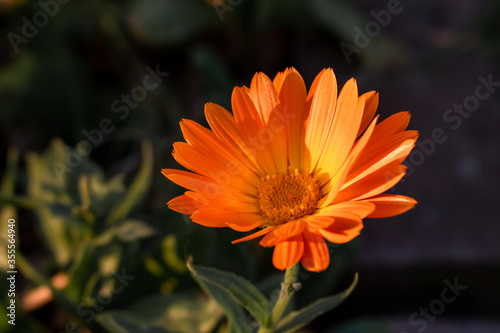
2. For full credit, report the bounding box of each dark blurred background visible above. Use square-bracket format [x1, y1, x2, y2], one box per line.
[0, 0, 499, 332]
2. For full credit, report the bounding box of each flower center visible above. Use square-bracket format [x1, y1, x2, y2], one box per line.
[258, 168, 321, 226]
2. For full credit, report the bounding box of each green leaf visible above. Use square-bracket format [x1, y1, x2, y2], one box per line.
[96, 293, 224, 333]
[197, 277, 253, 333]
[105, 141, 153, 226]
[116, 219, 155, 242]
[188, 262, 269, 327]
[65, 239, 96, 301]
[273, 273, 358, 333]
[162, 235, 187, 274]
[25, 138, 99, 266]
[93, 219, 154, 247]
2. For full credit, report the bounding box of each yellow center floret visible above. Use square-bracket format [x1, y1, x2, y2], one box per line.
[258, 168, 322, 226]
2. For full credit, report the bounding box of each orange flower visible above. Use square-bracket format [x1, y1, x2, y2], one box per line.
[163, 68, 417, 272]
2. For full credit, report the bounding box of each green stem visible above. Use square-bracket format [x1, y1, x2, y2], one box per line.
[259, 263, 300, 332]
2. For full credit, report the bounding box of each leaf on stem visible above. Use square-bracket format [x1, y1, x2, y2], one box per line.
[273, 273, 358, 333]
[187, 261, 270, 328]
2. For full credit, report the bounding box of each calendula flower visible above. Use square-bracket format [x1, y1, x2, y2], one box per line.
[163, 68, 417, 272]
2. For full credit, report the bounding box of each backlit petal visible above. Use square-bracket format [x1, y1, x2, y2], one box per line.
[304, 69, 338, 170]
[300, 229, 330, 272]
[273, 234, 304, 270]
[362, 194, 417, 218]
[275, 68, 308, 169]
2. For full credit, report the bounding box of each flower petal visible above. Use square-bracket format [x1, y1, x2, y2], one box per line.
[162, 168, 255, 203]
[356, 91, 379, 137]
[319, 215, 363, 244]
[304, 69, 338, 170]
[204, 103, 265, 176]
[232, 227, 274, 244]
[343, 138, 416, 188]
[318, 115, 379, 207]
[316, 78, 362, 179]
[249, 72, 288, 171]
[300, 229, 330, 272]
[273, 234, 304, 271]
[303, 215, 334, 230]
[316, 201, 375, 219]
[172, 142, 258, 196]
[335, 163, 407, 202]
[275, 68, 308, 169]
[191, 208, 264, 230]
[232, 87, 277, 175]
[167, 194, 199, 215]
[362, 194, 417, 218]
[368, 111, 412, 143]
[259, 220, 306, 247]
[180, 118, 262, 186]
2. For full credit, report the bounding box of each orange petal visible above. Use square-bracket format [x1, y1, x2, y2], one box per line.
[303, 215, 334, 229]
[179, 118, 261, 186]
[304, 69, 338, 170]
[260, 229, 285, 247]
[232, 227, 274, 244]
[362, 194, 417, 218]
[276, 68, 308, 169]
[318, 115, 379, 207]
[343, 138, 416, 188]
[232, 87, 277, 175]
[272, 234, 304, 271]
[274, 219, 307, 238]
[172, 142, 258, 196]
[356, 91, 379, 137]
[162, 168, 255, 203]
[300, 229, 330, 272]
[167, 194, 200, 215]
[204, 103, 264, 175]
[368, 111, 412, 143]
[272, 70, 286, 92]
[335, 163, 407, 202]
[319, 215, 363, 244]
[316, 78, 362, 178]
[352, 130, 418, 172]
[249, 72, 288, 171]
[184, 191, 259, 213]
[191, 208, 264, 230]
[316, 201, 375, 219]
